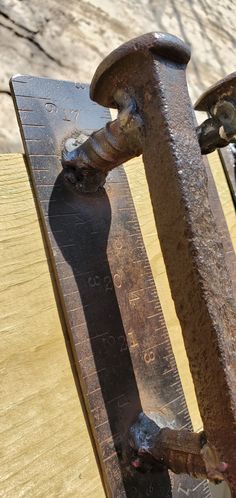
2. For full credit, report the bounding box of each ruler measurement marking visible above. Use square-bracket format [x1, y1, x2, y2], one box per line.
[71, 322, 87, 330]
[88, 386, 101, 395]
[144, 268, 154, 275]
[46, 213, 87, 220]
[170, 380, 182, 388]
[181, 422, 191, 429]
[25, 138, 43, 142]
[37, 183, 60, 187]
[159, 394, 183, 410]
[118, 206, 136, 211]
[15, 94, 51, 100]
[163, 367, 174, 376]
[67, 305, 84, 313]
[127, 232, 142, 237]
[147, 312, 160, 319]
[177, 408, 188, 416]
[28, 154, 60, 157]
[83, 368, 106, 380]
[148, 298, 160, 304]
[75, 332, 108, 345]
[32, 168, 50, 172]
[56, 244, 75, 251]
[103, 452, 118, 463]
[142, 339, 169, 353]
[23, 123, 46, 127]
[64, 289, 80, 297]
[100, 434, 119, 446]
[107, 393, 127, 405]
[95, 419, 109, 430]
[79, 353, 94, 363]
[154, 325, 166, 332]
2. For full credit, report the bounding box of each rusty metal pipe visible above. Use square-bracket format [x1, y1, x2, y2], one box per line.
[63, 33, 236, 494]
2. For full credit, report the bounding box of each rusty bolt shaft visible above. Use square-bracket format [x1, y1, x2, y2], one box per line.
[62, 91, 143, 192]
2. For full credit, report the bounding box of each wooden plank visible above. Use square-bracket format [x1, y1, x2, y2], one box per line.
[0, 154, 105, 498]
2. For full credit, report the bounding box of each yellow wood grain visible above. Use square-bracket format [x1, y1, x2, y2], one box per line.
[0, 155, 105, 498]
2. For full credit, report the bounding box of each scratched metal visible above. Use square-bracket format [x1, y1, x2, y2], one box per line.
[10, 76, 211, 498]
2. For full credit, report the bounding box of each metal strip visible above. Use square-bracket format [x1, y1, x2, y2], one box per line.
[219, 145, 236, 208]
[10, 75, 211, 498]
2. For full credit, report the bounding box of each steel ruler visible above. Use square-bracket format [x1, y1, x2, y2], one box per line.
[10, 75, 213, 498]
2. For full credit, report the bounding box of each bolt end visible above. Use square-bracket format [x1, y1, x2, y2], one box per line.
[90, 32, 191, 108]
[195, 72, 236, 112]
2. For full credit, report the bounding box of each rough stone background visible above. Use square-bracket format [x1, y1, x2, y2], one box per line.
[0, 0, 235, 152]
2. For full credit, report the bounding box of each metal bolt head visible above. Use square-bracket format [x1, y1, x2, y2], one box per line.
[194, 72, 236, 113]
[90, 32, 191, 108]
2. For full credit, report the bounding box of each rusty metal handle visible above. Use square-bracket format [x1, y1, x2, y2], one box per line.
[62, 32, 236, 495]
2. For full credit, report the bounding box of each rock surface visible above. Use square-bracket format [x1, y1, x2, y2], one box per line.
[0, 0, 235, 152]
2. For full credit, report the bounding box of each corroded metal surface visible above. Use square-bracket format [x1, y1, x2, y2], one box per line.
[87, 34, 236, 494]
[90, 32, 191, 109]
[10, 76, 212, 497]
[219, 145, 236, 207]
[129, 413, 227, 483]
[195, 72, 236, 112]
[195, 73, 236, 154]
[62, 92, 143, 193]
